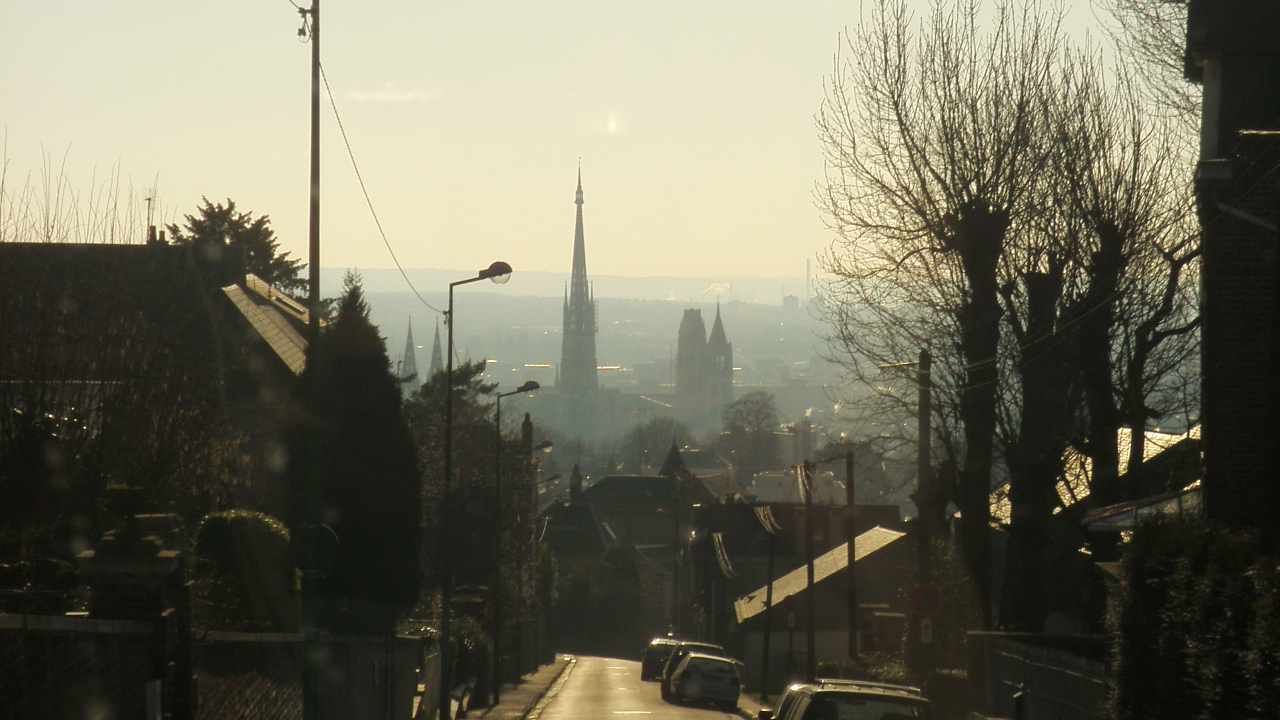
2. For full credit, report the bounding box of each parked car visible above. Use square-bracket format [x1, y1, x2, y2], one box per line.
[764, 683, 808, 720]
[640, 637, 681, 681]
[667, 652, 741, 709]
[756, 679, 929, 720]
[659, 641, 728, 700]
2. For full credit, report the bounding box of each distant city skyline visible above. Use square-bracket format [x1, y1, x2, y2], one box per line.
[319, 266, 811, 304]
[1, 1, 1097, 279]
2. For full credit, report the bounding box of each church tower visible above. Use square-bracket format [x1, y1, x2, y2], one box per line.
[559, 170, 598, 395]
[429, 320, 444, 380]
[400, 320, 419, 399]
[707, 304, 733, 405]
[675, 309, 708, 400]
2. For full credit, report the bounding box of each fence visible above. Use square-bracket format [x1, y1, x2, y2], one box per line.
[196, 632, 433, 720]
[0, 614, 438, 720]
[0, 613, 157, 720]
[970, 633, 1107, 720]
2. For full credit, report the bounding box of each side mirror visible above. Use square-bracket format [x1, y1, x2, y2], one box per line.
[757, 710, 774, 720]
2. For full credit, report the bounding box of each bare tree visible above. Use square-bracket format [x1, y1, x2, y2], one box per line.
[817, 0, 1200, 631]
[818, 0, 1065, 625]
[1099, 0, 1197, 130]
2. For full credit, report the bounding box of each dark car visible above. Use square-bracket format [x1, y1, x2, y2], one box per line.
[668, 652, 741, 709]
[640, 637, 681, 681]
[659, 641, 728, 700]
[757, 680, 929, 720]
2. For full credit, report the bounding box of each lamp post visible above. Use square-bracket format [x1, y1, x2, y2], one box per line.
[441, 261, 512, 720]
[492, 380, 540, 703]
[514, 438, 552, 679]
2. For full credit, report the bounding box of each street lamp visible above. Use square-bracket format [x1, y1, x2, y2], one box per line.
[492, 380, 539, 703]
[440, 261, 513, 720]
[521, 450, 554, 673]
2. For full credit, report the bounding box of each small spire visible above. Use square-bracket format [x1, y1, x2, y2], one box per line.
[575, 164, 584, 205]
[429, 319, 444, 379]
[659, 441, 687, 477]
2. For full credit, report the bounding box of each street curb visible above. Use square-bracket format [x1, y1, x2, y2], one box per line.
[520, 656, 577, 720]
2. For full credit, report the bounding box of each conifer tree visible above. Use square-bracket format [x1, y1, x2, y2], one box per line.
[288, 271, 421, 633]
[168, 197, 305, 294]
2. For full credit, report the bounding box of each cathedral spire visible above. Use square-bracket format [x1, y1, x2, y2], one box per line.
[560, 170, 598, 397]
[429, 319, 444, 380]
[400, 320, 419, 399]
[570, 168, 588, 304]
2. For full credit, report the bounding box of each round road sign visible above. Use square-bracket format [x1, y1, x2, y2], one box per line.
[910, 584, 943, 617]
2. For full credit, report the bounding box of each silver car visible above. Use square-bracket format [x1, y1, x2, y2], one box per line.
[667, 652, 742, 710]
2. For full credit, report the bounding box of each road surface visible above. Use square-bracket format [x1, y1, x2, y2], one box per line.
[531, 656, 745, 720]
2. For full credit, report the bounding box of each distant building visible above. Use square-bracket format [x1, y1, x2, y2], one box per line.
[554, 171, 603, 437]
[399, 320, 418, 399]
[429, 321, 443, 380]
[674, 306, 733, 427]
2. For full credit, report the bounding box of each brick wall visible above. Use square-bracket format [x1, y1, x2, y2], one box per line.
[1197, 133, 1280, 533]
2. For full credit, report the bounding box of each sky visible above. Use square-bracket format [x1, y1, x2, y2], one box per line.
[1, 1, 1098, 282]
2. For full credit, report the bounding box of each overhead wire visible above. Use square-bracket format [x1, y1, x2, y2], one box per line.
[319, 61, 444, 316]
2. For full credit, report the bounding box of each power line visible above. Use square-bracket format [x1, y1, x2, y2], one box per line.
[319, 62, 444, 316]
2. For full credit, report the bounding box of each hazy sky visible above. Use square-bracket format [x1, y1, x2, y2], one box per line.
[1, 1, 1097, 280]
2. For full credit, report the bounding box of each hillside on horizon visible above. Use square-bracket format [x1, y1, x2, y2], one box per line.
[320, 266, 813, 304]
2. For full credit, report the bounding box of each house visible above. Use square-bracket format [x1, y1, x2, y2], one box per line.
[0, 241, 311, 527]
[733, 526, 912, 693]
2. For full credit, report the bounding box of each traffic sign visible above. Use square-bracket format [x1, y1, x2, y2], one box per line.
[909, 584, 943, 617]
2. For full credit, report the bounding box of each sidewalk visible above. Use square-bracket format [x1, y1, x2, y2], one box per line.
[463, 655, 572, 720]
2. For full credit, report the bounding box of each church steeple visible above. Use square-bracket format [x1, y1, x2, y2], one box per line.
[400, 320, 419, 399]
[429, 320, 444, 380]
[707, 304, 733, 404]
[569, 168, 589, 310]
[560, 169, 598, 396]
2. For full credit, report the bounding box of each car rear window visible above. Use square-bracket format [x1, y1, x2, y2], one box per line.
[801, 694, 925, 720]
[688, 657, 735, 674]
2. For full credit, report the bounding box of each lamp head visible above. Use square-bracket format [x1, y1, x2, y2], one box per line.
[517, 380, 541, 396]
[535, 440, 555, 452]
[479, 261, 513, 284]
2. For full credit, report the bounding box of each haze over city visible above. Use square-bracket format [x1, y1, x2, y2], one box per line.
[2, 0, 1094, 283]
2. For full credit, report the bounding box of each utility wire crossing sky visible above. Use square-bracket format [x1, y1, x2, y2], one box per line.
[1, 1, 1096, 280]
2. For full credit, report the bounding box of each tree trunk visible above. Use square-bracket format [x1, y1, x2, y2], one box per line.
[947, 199, 1008, 630]
[1000, 267, 1075, 631]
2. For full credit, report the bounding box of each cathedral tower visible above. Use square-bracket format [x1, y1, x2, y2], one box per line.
[676, 309, 708, 400]
[400, 320, 419, 399]
[559, 170, 598, 395]
[707, 304, 733, 405]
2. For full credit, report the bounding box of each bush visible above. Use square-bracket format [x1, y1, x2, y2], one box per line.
[192, 510, 297, 631]
[1109, 518, 1277, 720]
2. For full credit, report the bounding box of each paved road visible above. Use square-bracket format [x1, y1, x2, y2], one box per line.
[532, 656, 745, 720]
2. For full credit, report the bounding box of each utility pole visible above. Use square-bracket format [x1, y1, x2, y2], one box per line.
[803, 461, 817, 684]
[760, 506, 776, 701]
[301, 2, 322, 720]
[912, 348, 937, 678]
[845, 448, 858, 662]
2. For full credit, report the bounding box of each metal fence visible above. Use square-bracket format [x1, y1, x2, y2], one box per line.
[0, 614, 438, 720]
[979, 634, 1107, 720]
[195, 632, 432, 720]
[0, 614, 156, 720]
